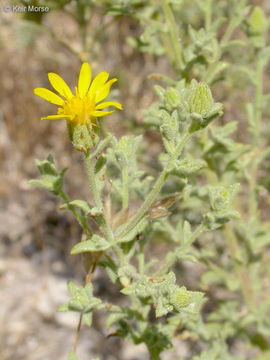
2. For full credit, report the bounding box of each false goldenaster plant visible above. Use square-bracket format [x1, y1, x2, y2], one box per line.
[30, 58, 233, 360]
[27, 1, 270, 359]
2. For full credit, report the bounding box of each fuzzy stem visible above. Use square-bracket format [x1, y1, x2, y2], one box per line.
[116, 133, 191, 239]
[73, 314, 82, 354]
[248, 57, 264, 218]
[84, 153, 103, 209]
[76, 0, 88, 52]
[40, 24, 82, 60]
[138, 240, 145, 275]
[84, 152, 125, 265]
[181, 223, 205, 251]
[73, 261, 97, 353]
[205, 0, 212, 32]
[161, 0, 184, 69]
[203, 0, 247, 83]
[122, 166, 129, 209]
[149, 0, 175, 66]
[156, 223, 205, 276]
[59, 190, 92, 235]
[84, 152, 114, 241]
[224, 225, 254, 309]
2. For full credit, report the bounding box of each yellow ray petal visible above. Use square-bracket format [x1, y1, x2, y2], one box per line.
[34, 88, 64, 106]
[95, 101, 122, 110]
[88, 72, 109, 97]
[92, 110, 115, 117]
[95, 78, 117, 103]
[48, 73, 73, 99]
[78, 62, 92, 98]
[41, 115, 71, 120]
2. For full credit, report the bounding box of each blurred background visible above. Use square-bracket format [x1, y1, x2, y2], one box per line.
[0, 0, 270, 359]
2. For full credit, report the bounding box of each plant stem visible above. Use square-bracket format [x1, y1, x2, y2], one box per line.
[161, 0, 184, 70]
[73, 261, 97, 353]
[84, 153, 103, 209]
[202, 0, 246, 83]
[149, 0, 175, 67]
[205, 0, 212, 32]
[59, 190, 92, 235]
[40, 25, 82, 60]
[116, 133, 191, 239]
[156, 223, 205, 275]
[224, 225, 254, 309]
[76, 0, 88, 52]
[222, 0, 246, 44]
[73, 313, 82, 353]
[84, 152, 114, 241]
[122, 166, 129, 209]
[248, 57, 264, 219]
[138, 240, 145, 275]
[181, 223, 205, 251]
[84, 152, 126, 265]
[254, 60, 263, 145]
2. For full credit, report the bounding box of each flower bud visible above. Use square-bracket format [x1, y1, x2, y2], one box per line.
[67, 122, 99, 152]
[247, 7, 268, 37]
[188, 81, 214, 117]
[170, 287, 190, 311]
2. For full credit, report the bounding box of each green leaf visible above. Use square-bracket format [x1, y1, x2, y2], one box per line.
[212, 121, 238, 139]
[68, 200, 103, 217]
[29, 154, 67, 195]
[83, 312, 93, 327]
[118, 264, 137, 288]
[169, 286, 191, 311]
[57, 303, 70, 312]
[159, 109, 180, 154]
[67, 281, 80, 297]
[95, 155, 106, 173]
[121, 271, 203, 318]
[183, 221, 192, 244]
[60, 281, 102, 315]
[117, 218, 147, 243]
[106, 312, 128, 329]
[165, 87, 181, 109]
[99, 255, 118, 284]
[68, 351, 80, 360]
[71, 235, 111, 255]
[203, 183, 241, 229]
[68, 200, 92, 214]
[168, 158, 206, 177]
[154, 85, 166, 101]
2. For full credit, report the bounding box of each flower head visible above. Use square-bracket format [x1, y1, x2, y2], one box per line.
[34, 62, 122, 126]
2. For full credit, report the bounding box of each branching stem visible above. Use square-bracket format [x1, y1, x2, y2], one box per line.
[122, 166, 129, 209]
[84, 152, 126, 265]
[203, 0, 247, 83]
[156, 223, 205, 276]
[73, 261, 97, 353]
[161, 0, 184, 69]
[248, 57, 264, 218]
[205, 0, 212, 32]
[116, 133, 191, 239]
[224, 225, 254, 310]
[59, 190, 92, 235]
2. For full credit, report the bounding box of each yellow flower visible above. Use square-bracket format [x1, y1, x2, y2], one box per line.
[34, 62, 122, 126]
